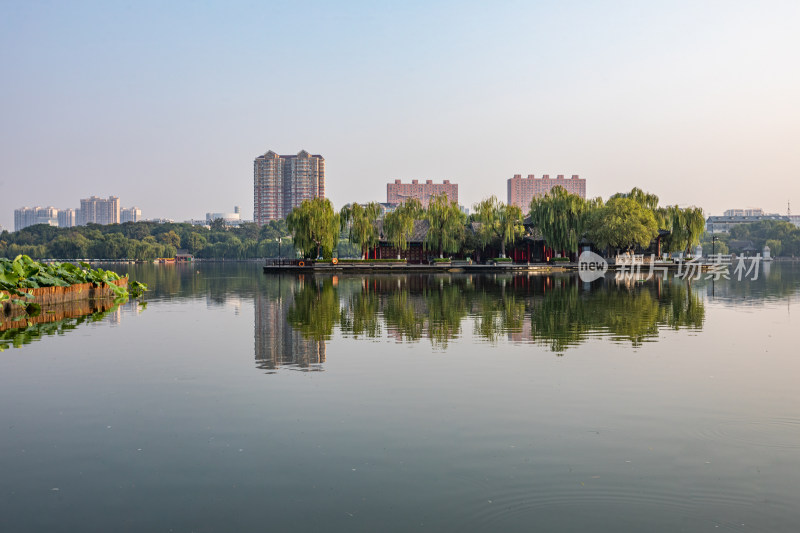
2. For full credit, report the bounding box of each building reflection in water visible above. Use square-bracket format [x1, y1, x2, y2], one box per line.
[254, 276, 326, 372]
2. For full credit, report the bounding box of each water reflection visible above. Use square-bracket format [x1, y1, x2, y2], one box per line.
[254, 277, 327, 372]
[25, 262, 796, 365]
[704, 260, 800, 304]
[254, 273, 712, 364]
[0, 299, 125, 351]
[527, 276, 705, 351]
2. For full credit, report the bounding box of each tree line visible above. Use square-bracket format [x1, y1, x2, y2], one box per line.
[2, 186, 712, 261]
[0, 219, 337, 260]
[286, 187, 707, 260]
[699, 220, 800, 257]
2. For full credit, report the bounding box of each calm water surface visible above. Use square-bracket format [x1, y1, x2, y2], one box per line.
[2, 262, 800, 532]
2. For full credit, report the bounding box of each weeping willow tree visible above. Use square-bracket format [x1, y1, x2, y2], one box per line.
[473, 196, 524, 258]
[286, 198, 340, 259]
[339, 202, 381, 259]
[659, 206, 705, 255]
[424, 194, 465, 258]
[528, 186, 593, 257]
[678, 207, 705, 255]
[382, 198, 423, 259]
[611, 187, 660, 211]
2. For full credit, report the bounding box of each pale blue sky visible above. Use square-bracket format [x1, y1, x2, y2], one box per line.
[2, 0, 799, 229]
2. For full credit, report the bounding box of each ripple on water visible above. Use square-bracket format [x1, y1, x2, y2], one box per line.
[696, 416, 800, 450]
[453, 468, 789, 531]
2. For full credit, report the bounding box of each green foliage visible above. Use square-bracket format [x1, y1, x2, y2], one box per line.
[474, 196, 524, 258]
[528, 186, 594, 256]
[340, 202, 381, 259]
[0, 219, 294, 261]
[0, 255, 147, 302]
[729, 220, 800, 256]
[157, 230, 181, 249]
[424, 194, 465, 258]
[287, 198, 340, 259]
[588, 197, 659, 252]
[765, 239, 782, 257]
[610, 187, 660, 211]
[660, 206, 705, 254]
[382, 199, 422, 258]
[699, 233, 729, 255]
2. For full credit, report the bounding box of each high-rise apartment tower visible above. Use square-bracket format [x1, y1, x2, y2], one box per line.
[253, 150, 325, 224]
[79, 196, 120, 225]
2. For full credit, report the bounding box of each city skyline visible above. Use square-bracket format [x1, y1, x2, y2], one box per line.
[2, 1, 800, 230]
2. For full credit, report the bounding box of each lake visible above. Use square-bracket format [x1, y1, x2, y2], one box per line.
[2, 261, 800, 532]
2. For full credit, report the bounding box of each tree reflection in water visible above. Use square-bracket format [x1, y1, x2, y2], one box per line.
[529, 276, 704, 352]
[274, 273, 707, 355]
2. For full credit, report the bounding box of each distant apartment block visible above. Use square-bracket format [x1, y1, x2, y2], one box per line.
[723, 208, 774, 217]
[706, 214, 789, 233]
[14, 206, 59, 231]
[80, 196, 120, 225]
[254, 150, 325, 224]
[386, 179, 458, 207]
[790, 215, 800, 228]
[121, 207, 142, 224]
[507, 174, 586, 210]
[13, 197, 139, 231]
[58, 208, 77, 228]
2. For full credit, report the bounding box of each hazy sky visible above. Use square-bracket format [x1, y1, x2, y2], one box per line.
[2, 0, 799, 230]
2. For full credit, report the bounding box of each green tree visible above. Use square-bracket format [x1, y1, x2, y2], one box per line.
[158, 230, 181, 249]
[286, 198, 340, 259]
[611, 187, 660, 211]
[49, 233, 90, 259]
[424, 194, 465, 259]
[673, 207, 705, 255]
[474, 196, 524, 258]
[382, 199, 423, 259]
[528, 186, 593, 257]
[587, 197, 659, 253]
[209, 218, 227, 232]
[185, 233, 207, 253]
[340, 202, 380, 259]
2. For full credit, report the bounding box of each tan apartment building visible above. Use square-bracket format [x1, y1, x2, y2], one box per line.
[507, 174, 586, 210]
[386, 179, 458, 207]
[254, 150, 325, 224]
